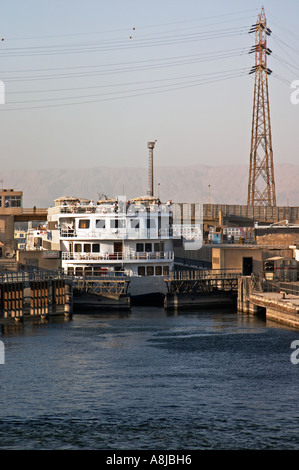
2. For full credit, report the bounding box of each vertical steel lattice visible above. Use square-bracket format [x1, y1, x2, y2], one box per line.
[247, 7, 276, 206]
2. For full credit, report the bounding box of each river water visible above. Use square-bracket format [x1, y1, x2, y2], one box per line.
[0, 306, 299, 451]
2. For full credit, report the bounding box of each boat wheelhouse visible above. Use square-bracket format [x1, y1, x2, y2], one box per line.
[32, 195, 174, 278]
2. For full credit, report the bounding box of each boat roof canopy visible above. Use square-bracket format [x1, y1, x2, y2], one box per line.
[54, 196, 90, 206]
[97, 198, 118, 204]
[130, 195, 159, 203]
[54, 194, 164, 207]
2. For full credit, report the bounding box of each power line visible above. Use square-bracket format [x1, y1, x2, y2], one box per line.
[3, 48, 249, 83]
[0, 69, 248, 111]
[1, 47, 247, 76]
[5, 64, 248, 96]
[4, 8, 258, 41]
[0, 27, 249, 57]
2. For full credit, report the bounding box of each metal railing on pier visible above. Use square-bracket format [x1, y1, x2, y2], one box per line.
[165, 269, 241, 295]
[166, 269, 242, 281]
[261, 280, 299, 296]
[0, 269, 65, 284]
[71, 276, 130, 297]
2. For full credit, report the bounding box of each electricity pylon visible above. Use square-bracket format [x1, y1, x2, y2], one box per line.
[247, 7, 276, 206]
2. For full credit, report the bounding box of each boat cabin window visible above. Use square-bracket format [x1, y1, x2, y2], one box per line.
[136, 243, 144, 252]
[96, 219, 105, 229]
[84, 244, 91, 253]
[138, 266, 145, 276]
[146, 266, 154, 276]
[130, 219, 139, 229]
[147, 218, 156, 228]
[79, 219, 90, 229]
[92, 243, 100, 253]
[145, 243, 152, 252]
[74, 243, 82, 252]
[111, 219, 125, 229]
[154, 242, 164, 252]
[155, 266, 162, 275]
[85, 267, 92, 276]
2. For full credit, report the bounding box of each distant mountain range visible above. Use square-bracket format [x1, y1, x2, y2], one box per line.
[1, 162, 298, 208]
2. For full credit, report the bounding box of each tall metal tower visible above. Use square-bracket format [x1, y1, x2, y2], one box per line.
[247, 7, 276, 206]
[147, 140, 157, 197]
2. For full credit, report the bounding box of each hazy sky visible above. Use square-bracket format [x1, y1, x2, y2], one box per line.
[0, 0, 298, 172]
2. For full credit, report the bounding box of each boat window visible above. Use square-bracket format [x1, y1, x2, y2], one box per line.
[74, 243, 82, 252]
[131, 219, 139, 229]
[138, 266, 145, 276]
[147, 218, 156, 228]
[92, 243, 100, 253]
[96, 219, 105, 229]
[145, 243, 152, 252]
[155, 266, 162, 275]
[163, 266, 169, 275]
[79, 219, 90, 229]
[154, 242, 164, 252]
[146, 266, 154, 276]
[136, 243, 144, 252]
[111, 219, 125, 228]
[75, 267, 84, 276]
[84, 243, 91, 253]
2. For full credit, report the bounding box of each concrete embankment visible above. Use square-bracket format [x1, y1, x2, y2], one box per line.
[238, 276, 299, 329]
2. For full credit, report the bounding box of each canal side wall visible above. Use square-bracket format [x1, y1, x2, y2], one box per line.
[237, 276, 299, 329]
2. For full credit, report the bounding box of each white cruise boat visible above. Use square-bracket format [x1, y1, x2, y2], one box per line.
[28, 194, 175, 304]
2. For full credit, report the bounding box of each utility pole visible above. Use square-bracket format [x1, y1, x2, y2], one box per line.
[147, 140, 157, 197]
[247, 7, 276, 206]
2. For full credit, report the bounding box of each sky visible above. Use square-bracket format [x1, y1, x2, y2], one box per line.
[0, 0, 299, 172]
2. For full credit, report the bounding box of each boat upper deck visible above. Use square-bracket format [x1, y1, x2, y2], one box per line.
[48, 195, 173, 217]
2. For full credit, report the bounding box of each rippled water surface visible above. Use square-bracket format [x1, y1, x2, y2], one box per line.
[1, 307, 299, 450]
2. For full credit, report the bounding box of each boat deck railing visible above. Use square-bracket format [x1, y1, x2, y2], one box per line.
[59, 228, 173, 239]
[62, 251, 174, 261]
